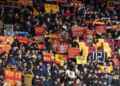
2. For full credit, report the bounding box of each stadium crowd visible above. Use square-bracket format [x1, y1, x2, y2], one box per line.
[0, 0, 119, 86]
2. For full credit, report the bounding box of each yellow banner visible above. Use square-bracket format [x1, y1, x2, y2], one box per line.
[44, 4, 59, 13]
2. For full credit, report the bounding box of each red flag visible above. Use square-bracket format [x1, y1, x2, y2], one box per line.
[72, 26, 84, 37]
[43, 52, 52, 62]
[38, 43, 45, 50]
[68, 48, 80, 58]
[34, 26, 45, 36]
[16, 36, 29, 44]
[95, 24, 106, 34]
[18, 0, 29, 6]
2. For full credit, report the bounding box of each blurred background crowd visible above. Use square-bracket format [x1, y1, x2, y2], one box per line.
[0, 0, 119, 86]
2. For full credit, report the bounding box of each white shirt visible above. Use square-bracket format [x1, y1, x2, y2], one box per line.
[66, 70, 76, 79]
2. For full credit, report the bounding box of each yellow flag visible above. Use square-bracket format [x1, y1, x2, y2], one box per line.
[78, 42, 89, 58]
[44, 4, 59, 13]
[103, 42, 112, 58]
[76, 56, 87, 64]
[33, 8, 39, 16]
[54, 54, 64, 65]
[99, 65, 113, 73]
